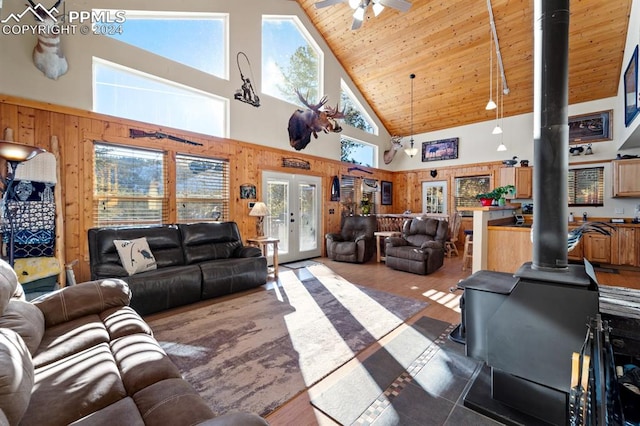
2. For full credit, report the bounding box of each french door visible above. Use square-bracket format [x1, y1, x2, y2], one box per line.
[262, 171, 322, 264]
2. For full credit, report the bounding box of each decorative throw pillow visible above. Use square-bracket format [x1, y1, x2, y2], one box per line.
[113, 238, 157, 276]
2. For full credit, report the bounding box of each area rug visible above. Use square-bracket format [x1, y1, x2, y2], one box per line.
[310, 316, 484, 425]
[280, 258, 321, 269]
[148, 263, 428, 417]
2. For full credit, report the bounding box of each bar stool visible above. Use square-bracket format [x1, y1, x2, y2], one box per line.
[462, 230, 473, 271]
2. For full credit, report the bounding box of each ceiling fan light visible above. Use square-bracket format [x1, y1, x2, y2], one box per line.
[348, 0, 360, 10]
[485, 99, 497, 110]
[492, 125, 503, 135]
[497, 142, 507, 151]
[353, 6, 365, 21]
[372, 3, 384, 16]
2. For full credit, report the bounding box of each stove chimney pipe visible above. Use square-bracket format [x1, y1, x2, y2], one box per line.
[532, 0, 570, 270]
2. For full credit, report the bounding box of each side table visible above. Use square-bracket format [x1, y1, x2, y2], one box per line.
[247, 237, 279, 278]
[374, 231, 401, 263]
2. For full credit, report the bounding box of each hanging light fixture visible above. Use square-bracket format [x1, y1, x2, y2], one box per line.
[485, 28, 497, 111]
[405, 73, 418, 158]
[497, 85, 507, 150]
[492, 53, 502, 135]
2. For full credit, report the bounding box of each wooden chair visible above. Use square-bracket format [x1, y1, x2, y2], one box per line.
[444, 212, 461, 258]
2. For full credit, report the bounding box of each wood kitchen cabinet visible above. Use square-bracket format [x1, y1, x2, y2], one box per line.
[567, 238, 584, 261]
[612, 158, 640, 197]
[583, 233, 611, 264]
[612, 227, 638, 267]
[500, 167, 533, 199]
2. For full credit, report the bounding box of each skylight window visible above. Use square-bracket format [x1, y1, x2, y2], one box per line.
[98, 10, 228, 79]
[93, 58, 228, 137]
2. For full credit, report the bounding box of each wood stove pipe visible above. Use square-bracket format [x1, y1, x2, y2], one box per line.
[532, 0, 570, 270]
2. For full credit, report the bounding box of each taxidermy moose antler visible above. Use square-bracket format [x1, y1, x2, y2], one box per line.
[27, 0, 68, 80]
[383, 136, 403, 164]
[287, 89, 345, 151]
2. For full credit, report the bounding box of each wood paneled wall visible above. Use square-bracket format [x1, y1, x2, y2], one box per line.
[0, 95, 508, 283]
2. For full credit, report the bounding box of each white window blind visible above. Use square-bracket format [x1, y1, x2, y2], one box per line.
[568, 167, 604, 206]
[94, 143, 167, 226]
[176, 154, 229, 222]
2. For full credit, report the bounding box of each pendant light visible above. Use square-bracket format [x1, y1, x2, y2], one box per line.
[496, 86, 507, 150]
[485, 29, 497, 110]
[491, 53, 502, 135]
[405, 73, 418, 157]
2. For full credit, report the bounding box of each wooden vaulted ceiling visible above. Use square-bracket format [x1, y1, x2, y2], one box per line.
[295, 0, 632, 138]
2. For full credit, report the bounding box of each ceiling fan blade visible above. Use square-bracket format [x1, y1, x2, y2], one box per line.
[315, 0, 346, 8]
[351, 17, 363, 30]
[377, 0, 411, 12]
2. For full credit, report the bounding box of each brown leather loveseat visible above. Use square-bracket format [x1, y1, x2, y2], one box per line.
[0, 259, 268, 426]
[385, 217, 448, 275]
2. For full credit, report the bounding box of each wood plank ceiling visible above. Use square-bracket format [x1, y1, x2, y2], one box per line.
[295, 0, 631, 138]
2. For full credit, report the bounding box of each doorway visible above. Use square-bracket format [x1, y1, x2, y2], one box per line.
[262, 171, 322, 264]
[422, 181, 448, 215]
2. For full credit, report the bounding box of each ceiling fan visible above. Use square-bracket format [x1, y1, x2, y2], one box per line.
[315, 0, 412, 30]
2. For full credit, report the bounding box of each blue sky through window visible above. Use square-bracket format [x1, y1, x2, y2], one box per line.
[105, 14, 226, 78]
[93, 59, 227, 137]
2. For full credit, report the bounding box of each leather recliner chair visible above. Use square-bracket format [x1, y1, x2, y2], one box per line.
[385, 217, 448, 275]
[325, 215, 377, 263]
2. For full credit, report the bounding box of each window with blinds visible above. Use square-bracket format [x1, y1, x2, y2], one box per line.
[340, 175, 378, 216]
[176, 154, 229, 222]
[94, 143, 167, 226]
[568, 167, 604, 206]
[454, 175, 490, 211]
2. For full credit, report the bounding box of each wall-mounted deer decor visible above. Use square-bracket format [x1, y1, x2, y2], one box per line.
[287, 89, 345, 151]
[383, 136, 403, 164]
[28, 0, 68, 80]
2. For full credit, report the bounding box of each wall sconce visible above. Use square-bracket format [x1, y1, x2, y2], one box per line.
[0, 141, 46, 266]
[249, 201, 268, 238]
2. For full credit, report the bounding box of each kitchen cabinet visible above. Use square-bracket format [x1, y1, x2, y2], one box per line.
[612, 159, 640, 197]
[567, 238, 584, 261]
[500, 167, 533, 199]
[612, 227, 638, 267]
[583, 233, 611, 264]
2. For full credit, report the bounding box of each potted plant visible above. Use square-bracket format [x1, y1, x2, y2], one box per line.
[475, 190, 498, 206]
[475, 185, 515, 207]
[494, 185, 516, 206]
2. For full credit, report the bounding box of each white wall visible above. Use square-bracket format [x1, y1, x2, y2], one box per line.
[0, 0, 392, 164]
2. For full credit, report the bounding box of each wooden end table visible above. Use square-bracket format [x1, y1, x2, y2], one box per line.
[247, 237, 279, 278]
[374, 231, 401, 262]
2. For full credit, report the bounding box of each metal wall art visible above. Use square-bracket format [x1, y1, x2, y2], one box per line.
[234, 52, 260, 107]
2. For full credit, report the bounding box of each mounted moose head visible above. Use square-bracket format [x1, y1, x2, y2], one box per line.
[383, 136, 403, 164]
[287, 89, 345, 151]
[27, 0, 68, 80]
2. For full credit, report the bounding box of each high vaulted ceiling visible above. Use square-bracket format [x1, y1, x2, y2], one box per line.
[295, 0, 632, 138]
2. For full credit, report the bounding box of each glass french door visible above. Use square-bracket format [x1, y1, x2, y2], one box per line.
[262, 171, 322, 264]
[422, 181, 448, 215]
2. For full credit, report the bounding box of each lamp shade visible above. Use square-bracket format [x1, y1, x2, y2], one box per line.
[0, 141, 46, 163]
[249, 202, 268, 217]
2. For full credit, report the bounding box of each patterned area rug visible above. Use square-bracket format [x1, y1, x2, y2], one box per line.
[148, 264, 428, 417]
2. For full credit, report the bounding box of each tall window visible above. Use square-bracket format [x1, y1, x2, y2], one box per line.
[262, 15, 322, 104]
[340, 81, 376, 134]
[94, 144, 166, 226]
[176, 154, 229, 222]
[93, 58, 228, 137]
[568, 167, 604, 206]
[99, 10, 228, 78]
[341, 137, 377, 168]
[454, 176, 491, 211]
[93, 144, 230, 226]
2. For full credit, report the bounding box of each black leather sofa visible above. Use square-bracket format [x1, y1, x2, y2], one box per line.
[88, 222, 267, 315]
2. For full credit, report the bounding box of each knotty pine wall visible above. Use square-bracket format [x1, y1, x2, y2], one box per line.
[0, 95, 508, 283]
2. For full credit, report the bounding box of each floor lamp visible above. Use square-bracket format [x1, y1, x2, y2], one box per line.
[0, 141, 46, 266]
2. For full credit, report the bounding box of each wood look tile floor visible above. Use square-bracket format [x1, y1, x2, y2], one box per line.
[263, 255, 640, 425]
